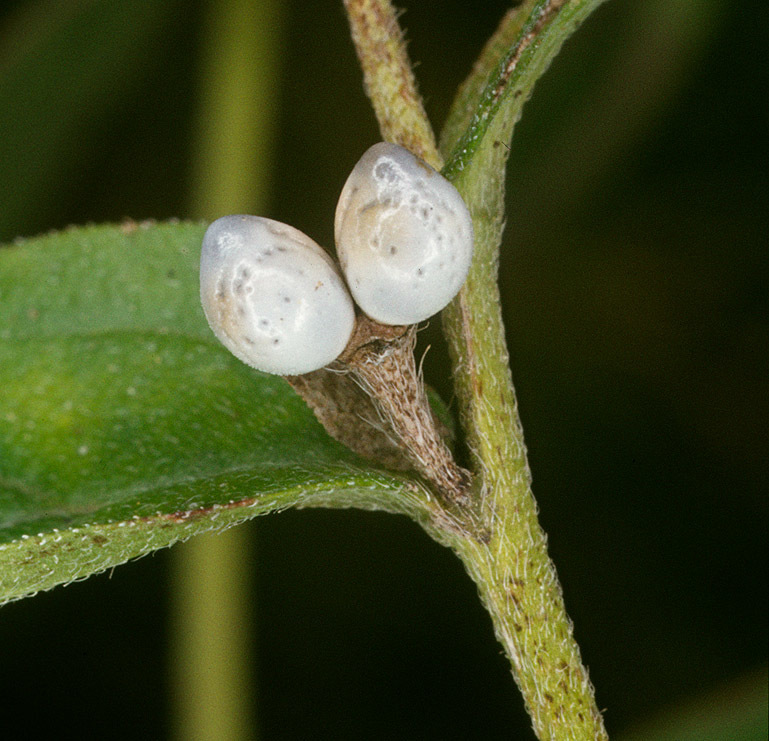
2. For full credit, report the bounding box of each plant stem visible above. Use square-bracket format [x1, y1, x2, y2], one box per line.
[442, 134, 607, 736]
[170, 527, 257, 741]
[172, 0, 283, 738]
[341, 0, 440, 168]
[344, 1, 608, 738]
[188, 0, 282, 218]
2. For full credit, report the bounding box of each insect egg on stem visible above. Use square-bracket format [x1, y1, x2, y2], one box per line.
[200, 215, 355, 376]
[334, 142, 474, 326]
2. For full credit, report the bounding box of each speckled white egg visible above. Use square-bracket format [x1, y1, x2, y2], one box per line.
[334, 142, 474, 325]
[200, 215, 355, 375]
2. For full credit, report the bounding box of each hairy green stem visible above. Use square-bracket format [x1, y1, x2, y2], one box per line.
[344, 1, 608, 738]
[342, 0, 441, 168]
[442, 129, 607, 738]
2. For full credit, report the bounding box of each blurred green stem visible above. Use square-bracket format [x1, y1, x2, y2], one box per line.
[171, 0, 282, 739]
[171, 527, 257, 741]
[187, 0, 282, 218]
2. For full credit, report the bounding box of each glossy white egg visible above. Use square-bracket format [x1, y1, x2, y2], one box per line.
[200, 215, 355, 375]
[334, 142, 473, 325]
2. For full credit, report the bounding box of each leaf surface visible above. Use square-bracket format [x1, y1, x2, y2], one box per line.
[0, 223, 433, 604]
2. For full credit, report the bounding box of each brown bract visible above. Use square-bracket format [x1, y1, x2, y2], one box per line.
[286, 314, 471, 505]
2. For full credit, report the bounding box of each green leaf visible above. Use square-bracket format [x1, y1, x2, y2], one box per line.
[438, 3, 529, 160]
[440, 0, 609, 182]
[0, 222, 436, 605]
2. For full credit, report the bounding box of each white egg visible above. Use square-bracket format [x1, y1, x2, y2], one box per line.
[200, 215, 355, 375]
[334, 142, 474, 325]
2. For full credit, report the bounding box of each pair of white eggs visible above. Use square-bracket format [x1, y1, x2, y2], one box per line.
[200, 142, 474, 375]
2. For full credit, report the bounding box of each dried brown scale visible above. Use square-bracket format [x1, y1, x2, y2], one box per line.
[285, 315, 413, 472]
[341, 317, 472, 506]
[288, 315, 472, 507]
[284, 367, 412, 472]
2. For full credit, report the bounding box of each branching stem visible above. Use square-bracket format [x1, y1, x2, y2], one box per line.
[343, 1, 609, 738]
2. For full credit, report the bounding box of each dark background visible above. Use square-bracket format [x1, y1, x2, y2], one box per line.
[0, 0, 766, 738]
